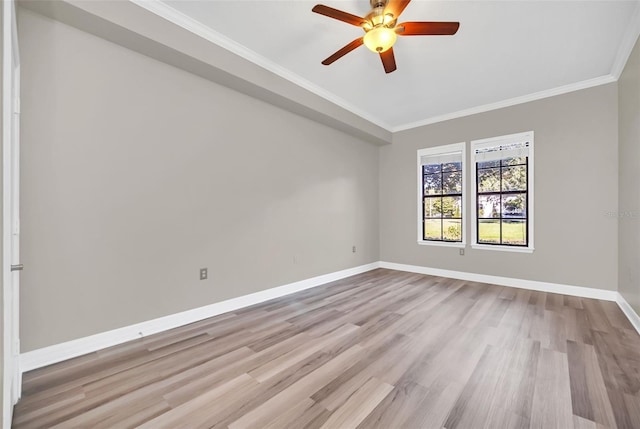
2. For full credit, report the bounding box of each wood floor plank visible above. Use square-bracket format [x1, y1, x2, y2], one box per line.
[443, 336, 540, 429]
[138, 373, 259, 429]
[583, 343, 618, 429]
[318, 377, 393, 429]
[249, 323, 359, 382]
[313, 334, 409, 412]
[530, 348, 575, 429]
[274, 400, 332, 429]
[207, 351, 339, 429]
[622, 392, 640, 429]
[261, 398, 317, 429]
[227, 344, 365, 429]
[568, 340, 596, 422]
[16, 341, 255, 428]
[401, 378, 466, 429]
[92, 400, 172, 429]
[56, 346, 256, 429]
[11, 388, 85, 426]
[356, 380, 429, 428]
[12, 268, 640, 429]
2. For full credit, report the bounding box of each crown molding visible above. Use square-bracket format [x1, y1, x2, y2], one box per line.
[390, 74, 617, 133]
[130, 0, 394, 131]
[134, 1, 636, 134]
[611, 1, 640, 79]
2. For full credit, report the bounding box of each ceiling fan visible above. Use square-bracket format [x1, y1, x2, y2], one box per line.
[312, 0, 460, 73]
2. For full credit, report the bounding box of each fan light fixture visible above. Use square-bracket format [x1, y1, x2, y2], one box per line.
[312, 0, 460, 74]
[363, 26, 397, 53]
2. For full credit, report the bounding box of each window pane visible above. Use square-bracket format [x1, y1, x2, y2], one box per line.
[478, 220, 500, 243]
[424, 197, 443, 218]
[502, 165, 527, 191]
[443, 219, 462, 241]
[478, 168, 500, 193]
[423, 174, 442, 195]
[442, 162, 462, 172]
[478, 160, 500, 169]
[424, 164, 440, 174]
[502, 157, 526, 166]
[502, 220, 527, 245]
[424, 219, 442, 240]
[502, 193, 526, 218]
[442, 171, 462, 194]
[442, 196, 462, 218]
[478, 195, 500, 218]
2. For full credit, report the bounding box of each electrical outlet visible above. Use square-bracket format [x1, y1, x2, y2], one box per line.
[352, 245, 356, 253]
[459, 248, 465, 256]
[200, 268, 208, 280]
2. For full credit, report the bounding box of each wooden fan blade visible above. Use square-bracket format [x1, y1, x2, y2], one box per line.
[322, 37, 364, 65]
[312, 4, 367, 27]
[385, 0, 411, 19]
[380, 48, 397, 74]
[396, 21, 460, 36]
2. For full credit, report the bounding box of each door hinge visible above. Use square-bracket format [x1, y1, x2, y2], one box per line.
[11, 264, 23, 271]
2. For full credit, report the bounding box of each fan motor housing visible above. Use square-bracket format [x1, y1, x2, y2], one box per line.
[366, 0, 395, 29]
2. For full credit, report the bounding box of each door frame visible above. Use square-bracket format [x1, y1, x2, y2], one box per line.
[3, 0, 21, 426]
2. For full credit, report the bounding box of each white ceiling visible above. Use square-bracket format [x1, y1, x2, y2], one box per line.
[159, 0, 639, 131]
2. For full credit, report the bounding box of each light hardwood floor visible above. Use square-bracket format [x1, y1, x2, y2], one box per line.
[13, 269, 640, 428]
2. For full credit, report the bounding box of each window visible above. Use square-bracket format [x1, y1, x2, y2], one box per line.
[471, 132, 534, 252]
[417, 143, 466, 246]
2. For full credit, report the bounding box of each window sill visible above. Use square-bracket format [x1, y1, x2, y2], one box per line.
[417, 240, 466, 248]
[471, 244, 534, 253]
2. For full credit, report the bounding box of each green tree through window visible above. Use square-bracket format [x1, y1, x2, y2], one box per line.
[476, 157, 528, 246]
[423, 162, 463, 242]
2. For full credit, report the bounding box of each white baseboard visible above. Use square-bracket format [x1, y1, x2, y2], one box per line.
[383, 261, 638, 335]
[20, 262, 380, 373]
[378, 261, 618, 301]
[616, 293, 640, 335]
[21, 260, 639, 374]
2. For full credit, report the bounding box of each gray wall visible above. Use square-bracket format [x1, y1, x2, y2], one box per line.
[380, 83, 619, 290]
[16, 5, 633, 353]
[18, 9, 379, 352]
[619, 35, 640, 315]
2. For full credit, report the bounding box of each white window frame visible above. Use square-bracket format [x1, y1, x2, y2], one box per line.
[471, 131, 534, 253]
[417, 142, 466, 248]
